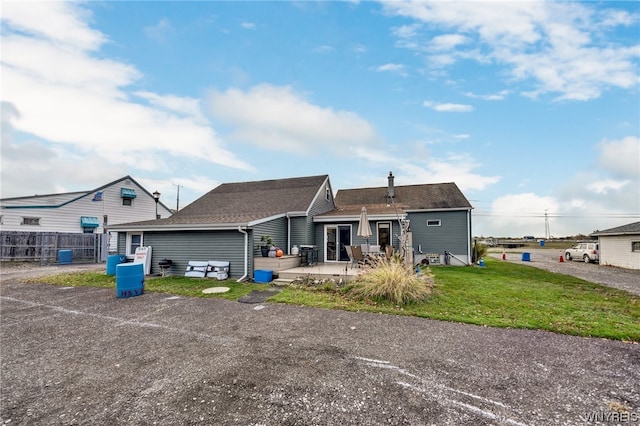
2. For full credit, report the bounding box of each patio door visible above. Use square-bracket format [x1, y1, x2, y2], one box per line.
[325, 225, 351, 262]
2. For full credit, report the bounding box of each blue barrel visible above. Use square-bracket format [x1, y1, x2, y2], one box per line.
[116, 263, 144, 298]
[106, 255, 127, 276]
[521, 252, 531, 262]
[539, 240, 545, 247]
[254, 269, 273, 283]
[58, 250, 72, 264]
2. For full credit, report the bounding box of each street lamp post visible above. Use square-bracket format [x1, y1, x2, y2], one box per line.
[153, 190, 161, 219]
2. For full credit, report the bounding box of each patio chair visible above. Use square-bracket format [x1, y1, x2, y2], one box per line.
[385, 245, 393, 259]
[369, 245, 381, 253]
[350, 245, 367, 268]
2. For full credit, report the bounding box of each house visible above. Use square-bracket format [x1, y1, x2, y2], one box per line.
[314, 172, 473, 266]
[109, 175, 336, 279]
[110, 172, 474, 280]
[0, 176, 173, 252]
[591, 221, 640, 270]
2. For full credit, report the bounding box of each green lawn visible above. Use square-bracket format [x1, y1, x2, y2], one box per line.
[31, 257, 639, 342]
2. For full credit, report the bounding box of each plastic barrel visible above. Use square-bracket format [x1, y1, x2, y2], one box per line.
[254, 269, 273, 283]
[116, 263, 144, 298]
[106, 254, 127, 276]
[58, 250, 72, 264]
[521, 252, 531, 262]
[539, 240, 545, 247]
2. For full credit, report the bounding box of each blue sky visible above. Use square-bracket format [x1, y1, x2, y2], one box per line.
[2, 1, 639, 237]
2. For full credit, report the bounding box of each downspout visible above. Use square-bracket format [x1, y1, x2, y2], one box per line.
[286, 213, 291, 255]
[237, 226, 248, 282]
[467, 209, 472, 265]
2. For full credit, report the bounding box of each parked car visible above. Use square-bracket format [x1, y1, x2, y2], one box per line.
[564, 242, 599, 263]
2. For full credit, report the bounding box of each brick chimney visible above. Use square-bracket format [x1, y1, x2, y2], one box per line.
[387, 171, 395, 199]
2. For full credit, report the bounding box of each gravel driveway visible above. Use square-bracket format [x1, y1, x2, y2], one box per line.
[488, 248, 640, 296]
[1, 263, 639, 425]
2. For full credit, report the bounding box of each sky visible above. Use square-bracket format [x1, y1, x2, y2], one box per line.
[1, 0, 639, 238]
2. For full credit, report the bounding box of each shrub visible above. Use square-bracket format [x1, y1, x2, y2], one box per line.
[348, 255, 434, 305]
[472, 243, 489, 263]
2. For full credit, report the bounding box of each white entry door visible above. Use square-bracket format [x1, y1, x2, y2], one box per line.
[325, 225, 351, 262]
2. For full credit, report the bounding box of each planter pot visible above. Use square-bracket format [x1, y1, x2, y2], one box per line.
[261, 246, 270, 257]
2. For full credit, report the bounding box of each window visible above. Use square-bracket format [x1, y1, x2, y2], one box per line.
[632, 241, 640, 252]
[426, 220, 441, 227]
[121, 188, 136, 206]
[83, 227, 95, 234]
[326, 186, 331, 201]
[22, 217, 40, 226]
[128, 233, 143, 255]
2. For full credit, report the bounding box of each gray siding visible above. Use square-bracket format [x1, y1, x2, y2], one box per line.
[142, 230, 249, 279]
[408, 210, 470, 255]
[252, 218, 287, 256]
[290, 216, 312, 250]
[308, 182, 335, 216]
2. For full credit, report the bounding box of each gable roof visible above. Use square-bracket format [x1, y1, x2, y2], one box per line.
[317, 182, 472, 218]
[591, 221, 640, 236]
[0, 175, 172, 212]
[114, 175, 331, 229]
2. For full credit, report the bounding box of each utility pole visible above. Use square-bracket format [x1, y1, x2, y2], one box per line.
[173, 183, 183, 212]
[545, 209, 550, 240]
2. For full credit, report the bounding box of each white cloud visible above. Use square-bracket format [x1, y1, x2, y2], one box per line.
[382, 0, 640, 101]
[597, 136, 640, 180]
[587, 180, 630, 195]
[376, 63, 405, 73]
[1, 1, 105, 51]
[465, 90, 510, 101]
[207, 84, 380, 155]
[423, 101, 474, 112]
[144, 18, 174, 42]
[483, 135, 640, 237]
[1, 1, 254, 200]
[429, 34, 468, 51]
[483, 193, 558, 237]
[240, 21, 256, 29]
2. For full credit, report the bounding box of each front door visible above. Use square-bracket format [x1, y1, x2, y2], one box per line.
[325, 225, 351, 262]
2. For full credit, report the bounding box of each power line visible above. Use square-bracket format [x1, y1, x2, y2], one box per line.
[473, 213, 639, 219]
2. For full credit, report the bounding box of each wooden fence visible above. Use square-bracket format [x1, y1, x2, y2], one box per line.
[1, 231, 104, 263]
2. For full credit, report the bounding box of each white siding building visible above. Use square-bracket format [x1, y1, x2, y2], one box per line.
[592, 221, 640, 270]
[1, 176, 173, 251]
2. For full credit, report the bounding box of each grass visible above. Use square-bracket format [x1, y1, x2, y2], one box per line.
[28, 257, 639, 342]
[29, 272, 269, 301]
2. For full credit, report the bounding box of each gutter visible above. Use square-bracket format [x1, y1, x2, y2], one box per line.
[237, 226, 249, 282]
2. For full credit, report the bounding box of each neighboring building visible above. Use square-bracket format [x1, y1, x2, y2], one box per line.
[109, 175, 335, 280]
[110, 172, 474, 279]
[592, 221, 640, 270]
[0, 176, 173, 252]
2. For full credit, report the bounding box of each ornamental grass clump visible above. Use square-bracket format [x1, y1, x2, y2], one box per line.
[348, 255, 434, 305]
